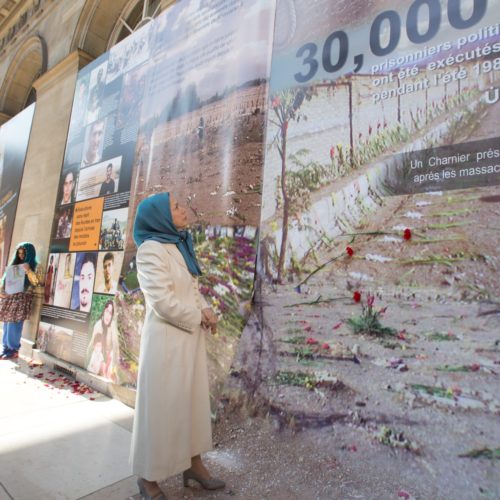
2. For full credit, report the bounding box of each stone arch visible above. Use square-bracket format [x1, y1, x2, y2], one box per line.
[0, 35, 47, 116]
[71, 0, 176, 57]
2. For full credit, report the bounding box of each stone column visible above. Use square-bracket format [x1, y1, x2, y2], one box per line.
[13, 49, 93, 355]
[0, 112, 11, 126]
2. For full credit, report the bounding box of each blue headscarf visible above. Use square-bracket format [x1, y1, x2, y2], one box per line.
[133, 192, 202, 276]
[6, 242, 38, 289]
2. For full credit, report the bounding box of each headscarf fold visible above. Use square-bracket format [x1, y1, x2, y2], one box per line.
[133, 192, 202, 276]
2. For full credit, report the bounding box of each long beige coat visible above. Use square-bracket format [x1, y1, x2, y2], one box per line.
[130, 240, 212, 481]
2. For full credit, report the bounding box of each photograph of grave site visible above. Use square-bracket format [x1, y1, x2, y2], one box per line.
[118, 73, 269, 394]
[228, 3, 500, 498]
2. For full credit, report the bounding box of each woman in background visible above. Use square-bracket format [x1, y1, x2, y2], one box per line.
[0, 242, 43, 360]
[130, 192, 224, 499]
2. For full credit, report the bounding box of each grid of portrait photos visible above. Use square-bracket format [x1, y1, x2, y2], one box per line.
[38, 27, 147, 382]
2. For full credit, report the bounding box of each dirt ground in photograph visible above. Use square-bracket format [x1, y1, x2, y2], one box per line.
[141, 114, 265, 227]
[219, 96, 500, 498]
[222, 179, 500, 499]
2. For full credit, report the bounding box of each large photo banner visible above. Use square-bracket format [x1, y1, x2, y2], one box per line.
[0, 104, 35, 275]
[231, 0, 500, 497]
[39, 0, 276, 391]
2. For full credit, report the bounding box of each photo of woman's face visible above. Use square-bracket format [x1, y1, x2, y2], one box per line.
[103, 303, 113, 326]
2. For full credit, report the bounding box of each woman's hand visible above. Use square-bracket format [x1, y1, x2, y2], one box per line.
[201, 307, 218, 335]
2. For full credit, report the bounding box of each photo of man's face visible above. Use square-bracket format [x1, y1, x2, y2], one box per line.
[103, 256, 114, 287]
[83, 120, 105, 166]
[79, 259, 95, 311]
[62, 171, 75, 204]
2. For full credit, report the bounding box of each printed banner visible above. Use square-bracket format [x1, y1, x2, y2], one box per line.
[40, 0, 276, 387]
[0, 104, 35, 275]
[231, 0, 500, 497]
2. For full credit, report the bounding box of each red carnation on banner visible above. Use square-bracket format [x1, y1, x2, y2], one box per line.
[322, 342, 330, 350]
[346, 246, 354, 257]
[306, 337, 318, 345]
[353, 291, 362, 303]
[330, 146, 335, 160]
[271, 96, 281, 108]
[403, 228, 412, 240]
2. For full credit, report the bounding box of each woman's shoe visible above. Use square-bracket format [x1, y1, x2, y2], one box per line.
[137, 477, 167, 499]
[182, 468, 225, 490]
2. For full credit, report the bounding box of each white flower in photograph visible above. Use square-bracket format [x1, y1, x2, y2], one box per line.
[365, 253, 393, 263]
[404, 211, 423, 219]
[348, 271, 374, 282]
[392, 224, 409, 231]
[214, 283, 230, 296]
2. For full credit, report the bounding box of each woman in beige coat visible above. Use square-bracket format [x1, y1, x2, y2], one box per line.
[130, 192, 225, 499]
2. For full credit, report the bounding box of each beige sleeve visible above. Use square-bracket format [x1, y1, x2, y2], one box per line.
[137, 242, 202, 333]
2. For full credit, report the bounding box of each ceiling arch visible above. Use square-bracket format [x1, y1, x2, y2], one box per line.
[71, 0, 175, 58]
[0, 34, 46, 116]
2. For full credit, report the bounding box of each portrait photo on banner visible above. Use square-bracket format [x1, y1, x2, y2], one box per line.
[76, 156, 122, 201]
[86, 294, 120, 382]
[58, 167, 79, 206]
[116, 64, 148, 129]
[94, 251, 124, 295]
[70, 252, 97, 312]
[85, 61, 108, 126]
[52, 252, 75, 308]
[68, 74, 90, 136]
[44, 253, 60, 305]
[81, 118, 106, 168]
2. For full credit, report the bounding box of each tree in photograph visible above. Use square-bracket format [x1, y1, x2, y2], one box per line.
[269, 87, 315, 281]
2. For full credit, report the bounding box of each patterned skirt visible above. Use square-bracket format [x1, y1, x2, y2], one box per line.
[0, 292, 33, 323]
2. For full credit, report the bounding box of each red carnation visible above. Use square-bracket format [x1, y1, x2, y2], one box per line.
[306, 337, 318, 345]
[353, 291, 361, 303]
[330, 146, 335, 160]
[403, 228, 412, 240]
[322, 342, 330, 350]
[346, 246, 354, 257]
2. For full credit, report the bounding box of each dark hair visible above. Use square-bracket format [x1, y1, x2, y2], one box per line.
[100, 300, 115, 334]
[103, 252, 114, 263]
[80, 253, 97, 273]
